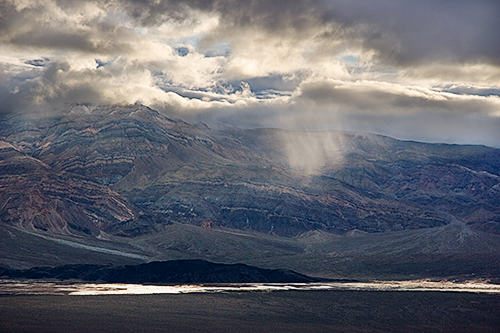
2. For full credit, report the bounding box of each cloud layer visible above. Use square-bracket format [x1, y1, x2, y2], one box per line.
[1, 0, 499, 147]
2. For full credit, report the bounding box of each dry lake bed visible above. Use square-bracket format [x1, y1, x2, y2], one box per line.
[1, 281, 500, 332]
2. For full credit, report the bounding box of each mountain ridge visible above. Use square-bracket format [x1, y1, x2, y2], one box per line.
[1, 104, 499, 236]
[1, 104, 499, 280]
[0, 259, 327, 284]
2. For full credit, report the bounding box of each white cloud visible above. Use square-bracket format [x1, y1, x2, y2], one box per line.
[0, 0, 499, 146]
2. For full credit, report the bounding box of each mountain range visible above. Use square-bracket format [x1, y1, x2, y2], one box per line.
[1, 104, 499, 281]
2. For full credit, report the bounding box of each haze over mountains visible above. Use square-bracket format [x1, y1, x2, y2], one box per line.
[1, 104, 499, 281]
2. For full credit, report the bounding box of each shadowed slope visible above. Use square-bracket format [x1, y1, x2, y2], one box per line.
[0, 259, 322, 284]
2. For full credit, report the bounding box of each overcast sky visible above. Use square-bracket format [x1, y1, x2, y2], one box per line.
[1, 0, 500, 146]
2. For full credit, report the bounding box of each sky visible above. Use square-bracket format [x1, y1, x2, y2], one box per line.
[1, 0, 500, 147]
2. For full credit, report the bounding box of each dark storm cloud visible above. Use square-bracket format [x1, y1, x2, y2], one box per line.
[0, 1, 136, 55]
[0, 61, 97, 115]
[320, 0, 500, 66]
[119, 0, 500, 66]
[2, 0, 498, 67]
[123, 0, 319, 31]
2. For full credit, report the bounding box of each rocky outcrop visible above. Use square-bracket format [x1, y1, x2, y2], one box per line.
[0, 140, 138, 236]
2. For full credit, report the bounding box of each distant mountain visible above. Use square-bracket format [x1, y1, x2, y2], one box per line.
[1, 104, 498, 237]
[0, 259, 324, 284]
[1, 104, 499, 280]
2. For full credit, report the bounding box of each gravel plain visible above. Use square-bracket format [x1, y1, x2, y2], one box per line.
[1, 290, 500, 333]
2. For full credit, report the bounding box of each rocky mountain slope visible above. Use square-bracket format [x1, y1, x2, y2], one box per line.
[1, 104, 499, 279]
[1, 104, 498, 236]
[0, 140, 140, 236]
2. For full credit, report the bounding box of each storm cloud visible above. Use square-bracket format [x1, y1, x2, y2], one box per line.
[1, 0, 499, 146]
